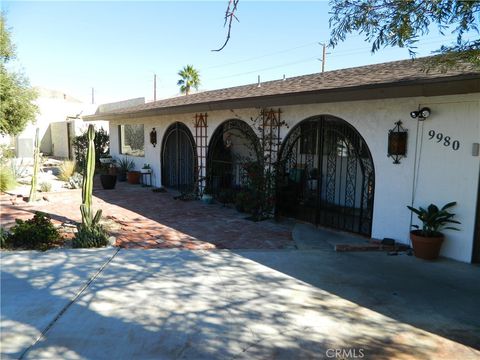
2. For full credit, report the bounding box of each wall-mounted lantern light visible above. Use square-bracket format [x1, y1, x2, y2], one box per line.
[410, 107, 431, 121]
[150, 128, 157, 147]
[388, 121, 408, 164]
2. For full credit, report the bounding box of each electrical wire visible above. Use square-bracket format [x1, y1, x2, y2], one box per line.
[204, 42, 318, 70]
[209, 57, 317, 81]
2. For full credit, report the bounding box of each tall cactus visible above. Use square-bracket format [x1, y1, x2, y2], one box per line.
[80, 124, 101, 227]
[28, 128, 40, 203]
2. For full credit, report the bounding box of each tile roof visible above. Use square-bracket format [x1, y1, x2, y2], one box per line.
[86, 56, 479, 119]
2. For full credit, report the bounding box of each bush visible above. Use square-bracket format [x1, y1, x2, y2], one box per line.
[72, 127, 109, 172]
[39, 181, 52, 192]
[73, 223, 109, 248]
[8, 212, 60, 251]
[0, 166, 16, 192]
[58, 160, 76, 181]
[0, 227, 9, 248]
[0, 144, 15, 166]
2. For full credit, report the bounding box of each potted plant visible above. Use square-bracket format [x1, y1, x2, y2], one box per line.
[99, 161, 117, 190]
[407, 202, 461, 260]
[127, 166, 141, 184]
[141, 164, 152, 174]
[117, 157, 134, 182]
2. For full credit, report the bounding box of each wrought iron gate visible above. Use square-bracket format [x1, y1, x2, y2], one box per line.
[162, 122, 197, 192]
[277, 115, 375, 236]
[207, 119, 260, 197]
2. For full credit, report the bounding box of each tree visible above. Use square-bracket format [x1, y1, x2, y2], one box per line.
[177, 65, 201, 95]
[329, 0, 480, 68]
[0, 14, 38, 136]
[215, 1, 479, 68]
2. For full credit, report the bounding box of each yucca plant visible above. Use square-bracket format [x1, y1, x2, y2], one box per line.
[407, 202, 461, 237]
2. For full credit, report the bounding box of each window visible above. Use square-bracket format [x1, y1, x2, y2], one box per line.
[119, 124, 144, 157]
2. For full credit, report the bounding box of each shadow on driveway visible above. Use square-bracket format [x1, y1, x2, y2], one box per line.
[2, 249, 479, 359]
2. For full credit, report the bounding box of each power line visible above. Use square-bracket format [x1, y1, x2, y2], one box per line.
[210, 57, 317, 81]
[205, 42, 317, 70]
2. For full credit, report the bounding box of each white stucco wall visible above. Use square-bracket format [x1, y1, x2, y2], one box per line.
[107, 93, 479, 262]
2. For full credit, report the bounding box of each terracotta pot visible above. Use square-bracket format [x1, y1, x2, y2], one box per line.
[410, 230, 444, 260]
[100, 174, 117, 190]
[127, 171, 141, 184]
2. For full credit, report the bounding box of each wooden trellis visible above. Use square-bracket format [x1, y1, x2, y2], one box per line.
[194, 113, 208, 194]
[261, 108, 282, 171]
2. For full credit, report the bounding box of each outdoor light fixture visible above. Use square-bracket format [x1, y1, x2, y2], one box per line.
[410, 107, 431, 120]
[387, 121, 408, 164]
[150, 128, 157, 147]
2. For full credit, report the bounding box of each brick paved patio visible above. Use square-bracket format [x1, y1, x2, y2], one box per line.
[0, 179, 293, 250]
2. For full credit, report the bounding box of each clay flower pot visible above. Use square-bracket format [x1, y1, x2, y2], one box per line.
[410, 230, 444, 260]
[127, 171, 141, 184]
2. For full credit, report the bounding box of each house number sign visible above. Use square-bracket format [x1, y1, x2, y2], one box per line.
[428, 130, 460, 151]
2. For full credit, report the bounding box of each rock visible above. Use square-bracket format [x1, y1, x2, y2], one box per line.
[107, 236, 116, 246]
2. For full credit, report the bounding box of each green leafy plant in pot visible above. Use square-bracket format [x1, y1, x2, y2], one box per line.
[117, 157, 134, 182]
[407, 202, 460, 260]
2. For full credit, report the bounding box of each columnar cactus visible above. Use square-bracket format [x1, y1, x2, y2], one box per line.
[28, 128, 40, 202]
[80, 124, 102, 227]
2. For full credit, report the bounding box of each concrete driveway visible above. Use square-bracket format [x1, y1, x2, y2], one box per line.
[1, 248, 479, 359]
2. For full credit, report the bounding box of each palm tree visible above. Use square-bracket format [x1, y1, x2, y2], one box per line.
[177, 65, 200, 95]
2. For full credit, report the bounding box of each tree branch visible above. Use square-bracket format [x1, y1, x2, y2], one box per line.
[212, 0, 240, 52]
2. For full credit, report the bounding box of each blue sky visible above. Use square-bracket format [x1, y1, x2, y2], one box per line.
[3, 1, 472, 104]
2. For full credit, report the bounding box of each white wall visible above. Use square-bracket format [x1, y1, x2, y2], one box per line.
[107, 93, 479, 262]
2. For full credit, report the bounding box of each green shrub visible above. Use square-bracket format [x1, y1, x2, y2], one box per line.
[73, 223, 109, 248]
[0, 227, 9, 248]
[0, 144, 15, 166]
[72, 127, 109, 172]
[8, 212, 60, 251]
[58, 160, 76, 181]
[39, 181, 52, 192]
[0, 166, 16, 192]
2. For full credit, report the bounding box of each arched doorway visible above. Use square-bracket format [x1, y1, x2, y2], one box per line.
[161, 122, 197, 192]
[206, 119, 260, 197]
[277, 115, 375, 236]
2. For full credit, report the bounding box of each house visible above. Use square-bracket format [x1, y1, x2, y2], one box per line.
[84, 56, 480, 263]
[5, 88, 108, 159]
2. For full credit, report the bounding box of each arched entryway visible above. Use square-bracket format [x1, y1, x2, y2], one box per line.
[161, 122, 197, 192]
[277, 115, 375, 236]
[206, 119, 260, 197]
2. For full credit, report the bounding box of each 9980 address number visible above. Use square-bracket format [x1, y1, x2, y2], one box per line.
[428, 130, 460, 151]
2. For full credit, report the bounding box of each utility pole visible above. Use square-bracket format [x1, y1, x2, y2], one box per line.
[91, 87, 95, 104]
[318, 42, 330, 73]
[153, 73, 157, 102]
[322, 43, 326, 73]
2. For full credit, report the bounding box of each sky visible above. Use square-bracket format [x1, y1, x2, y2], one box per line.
[3, 1, 474, 105]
